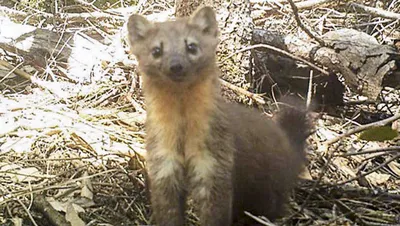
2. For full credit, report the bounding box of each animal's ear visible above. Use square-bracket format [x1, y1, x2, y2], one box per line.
[189, 6, 218, 37]
[127, 14, 154, 45]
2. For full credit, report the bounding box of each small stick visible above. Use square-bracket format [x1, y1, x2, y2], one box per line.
[89, 88, 119, 108]
[295, 0, 334, 10]
[126, 92, 146, 113]
[16, 198, 39, 226]
[244, 211, 276, 226]
[287, 0, 325, 46]
[219, 78, 266, 105]
[339, 146, 400, 157]
[325, 113, 400, 145]
[0, 60, 30, 81]
[73, 0, 101, 12]
[284, 152, 334, 222]
[349, 2, 400, 20]
[306, 70, 313, 110]
[220, 44, 329, 76]
[335, 153, 400, 186]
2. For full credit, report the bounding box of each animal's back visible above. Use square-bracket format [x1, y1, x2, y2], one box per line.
[224, 102, 307, 221]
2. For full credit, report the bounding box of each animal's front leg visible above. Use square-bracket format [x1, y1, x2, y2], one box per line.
[189, 152, 233, 226]
[148, 154, 186, 226]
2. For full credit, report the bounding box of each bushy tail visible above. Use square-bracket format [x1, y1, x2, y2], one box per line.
[276, 96, 311, 153]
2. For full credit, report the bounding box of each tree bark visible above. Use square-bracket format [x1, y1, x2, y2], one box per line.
[251, 28, 399, 102]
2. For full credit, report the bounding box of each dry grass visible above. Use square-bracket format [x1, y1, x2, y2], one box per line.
[0, 0, 399, 225]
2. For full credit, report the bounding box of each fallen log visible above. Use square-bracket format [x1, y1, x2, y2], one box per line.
[251, 28, 399, 102]
[0, 17, 113, 83]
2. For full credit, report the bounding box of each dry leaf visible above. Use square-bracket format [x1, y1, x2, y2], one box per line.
[388, 161, 400, 177]
[365, 172, 391, 186]
[46, 197, 66, 212]
[73, 196, 96, 208]
[0, 164, 44, 183]
[359, 126, 398, 141]
[66, 203, 85, 226]
[81, 171, 93, 200]
[332, 157, 356, 177]
[316, 127, 339, 141]
[11, 217, 23, 226]
[117, 112, 146, 127]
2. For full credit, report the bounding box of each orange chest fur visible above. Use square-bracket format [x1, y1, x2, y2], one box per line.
[143, 77, 217, 161]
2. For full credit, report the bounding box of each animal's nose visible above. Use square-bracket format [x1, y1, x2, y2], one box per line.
[170, 63, 183, 73]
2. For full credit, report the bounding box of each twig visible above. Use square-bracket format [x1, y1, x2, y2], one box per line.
[295, 0, 335, 10]
[339, 146, 400, 157]
[344, 100, 400, 105]
[220, 44, 329, 76]
[325, 113, 400, 145]
[89, 88, 119, 108]
[73, 0, 101, 12]
[0, 6, 30, 17]
[0, 169, 118, 206]
[219, 79, 266, 105]
[0, 60, 30, 82]
[16, 198, 39, 226]
[306, 70, 313, 110]
[334, 199, 367, 224]
[287, 0, 325, 46]
[0, 5, 123, 22]
[283, 152, 334, 223]
[244, 211, 276, 226]
[126, 92, 146, 113]
[335, 153, 400, 186]
[57, 11, 124, 21]
[349, 3, 400, 20]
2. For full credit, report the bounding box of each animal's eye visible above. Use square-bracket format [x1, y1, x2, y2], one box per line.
[151, 46, 162, 58]
[186, 43, 198, 55]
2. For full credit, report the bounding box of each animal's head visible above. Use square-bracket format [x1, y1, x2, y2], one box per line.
[127, 7, 219, 84]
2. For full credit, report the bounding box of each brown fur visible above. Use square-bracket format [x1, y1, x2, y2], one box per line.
[127, 7, 309, 226]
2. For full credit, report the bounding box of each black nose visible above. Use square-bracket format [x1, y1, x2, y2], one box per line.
[170, 63, 183, 73]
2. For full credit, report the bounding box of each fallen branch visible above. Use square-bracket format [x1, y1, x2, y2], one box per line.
[340, 146, 400, 157]
[252, 29, 399, 100]
[349, 3, 400, 20]
[221, 43, 329, 75]
[325, 113, 400, 145]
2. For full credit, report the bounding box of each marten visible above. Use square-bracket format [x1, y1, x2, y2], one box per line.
[127, 6, 310, 226]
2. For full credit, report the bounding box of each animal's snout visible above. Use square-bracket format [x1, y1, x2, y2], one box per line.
[170, 63, 183, 74]
[167, 58, 187, 82]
